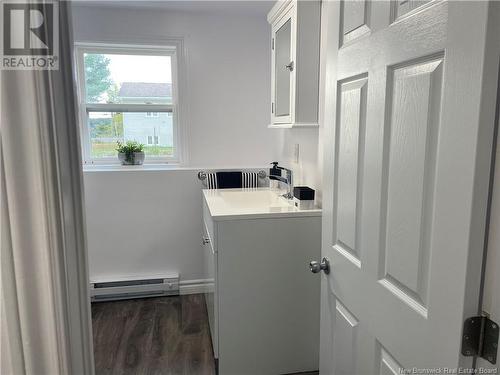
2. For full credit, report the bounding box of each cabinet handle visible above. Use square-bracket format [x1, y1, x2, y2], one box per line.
[285, 61, 294, 71]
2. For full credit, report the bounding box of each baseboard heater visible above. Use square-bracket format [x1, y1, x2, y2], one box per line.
[90, 274, 179, 302]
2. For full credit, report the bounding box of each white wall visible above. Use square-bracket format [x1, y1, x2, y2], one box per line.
[83, 169, 204, 281]
[72, 3, 278, 283]
[72, 4, 276, 167]
[274, 128, 323, 204]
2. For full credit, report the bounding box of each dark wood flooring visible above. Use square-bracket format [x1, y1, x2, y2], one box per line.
[92, 294, 319, 375]
[92, 294, 215, 375]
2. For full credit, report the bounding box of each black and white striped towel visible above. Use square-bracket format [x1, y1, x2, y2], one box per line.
[204, 171, 259, 189]
[206, 173, 218, 189]
[242, 172, 259, 188]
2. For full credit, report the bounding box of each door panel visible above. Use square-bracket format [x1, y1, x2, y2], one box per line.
[320, 0, 499, 373]
[341, 0, 371, 45]
[378, 345, 402, 375]
[391, 0, 431, 22]
[332, 299, 358, 375]
[381, 56, 443, 314]
[334, 76, 368, 264]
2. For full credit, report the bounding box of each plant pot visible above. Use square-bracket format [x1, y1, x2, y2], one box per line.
[118, 152, 145, 165]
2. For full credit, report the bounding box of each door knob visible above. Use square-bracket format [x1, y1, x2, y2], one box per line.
[285, 61, 294, 71]
[202, 237, 210, 245]
[310, 257, 330, 274]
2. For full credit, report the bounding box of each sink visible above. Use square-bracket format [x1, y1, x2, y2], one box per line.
[203, 188, 320, 221]
[211, 189, 292, 209]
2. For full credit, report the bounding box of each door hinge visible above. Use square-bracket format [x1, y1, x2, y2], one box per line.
[272, 38, 274, 50]
[271, 102, 274, 114]
[462, 315, 499, 364]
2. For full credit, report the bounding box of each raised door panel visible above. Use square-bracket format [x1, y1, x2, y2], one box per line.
[334, 76, 368, 267]
[391, 0, 432, 22]
[341, 0, 370, 45]
[378, 346, 403, 375]
[379, 56, 444, 316]
[332, 299, 359, 375]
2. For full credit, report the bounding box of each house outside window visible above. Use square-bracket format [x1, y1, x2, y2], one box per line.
[75, 44, 181, 164]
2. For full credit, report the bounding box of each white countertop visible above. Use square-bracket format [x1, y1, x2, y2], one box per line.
[203, 188, 322, 221]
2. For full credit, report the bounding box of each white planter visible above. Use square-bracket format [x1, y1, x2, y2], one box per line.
[118, 152, 145, 165]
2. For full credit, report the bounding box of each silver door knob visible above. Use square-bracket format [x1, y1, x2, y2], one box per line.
[310, 257, 330, 274]
[202, 237, 210, 245]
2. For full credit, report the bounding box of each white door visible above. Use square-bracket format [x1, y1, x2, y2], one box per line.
[319, 1, 500, 373]
[478, 123, 500, 369]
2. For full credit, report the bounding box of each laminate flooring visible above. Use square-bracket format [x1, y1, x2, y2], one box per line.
[92, 294, 319, 375]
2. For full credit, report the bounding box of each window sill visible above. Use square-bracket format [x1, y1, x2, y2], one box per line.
[82, 164, 270, 173]
[82, 163, 184, 172]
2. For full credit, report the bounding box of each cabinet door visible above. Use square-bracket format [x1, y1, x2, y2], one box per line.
[271, 7, 295, 125]
[202, 219, 218, 358]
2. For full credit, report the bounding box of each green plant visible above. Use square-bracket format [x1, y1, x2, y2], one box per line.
[116, 141, 144, 163]
[84, 54, 113, 102]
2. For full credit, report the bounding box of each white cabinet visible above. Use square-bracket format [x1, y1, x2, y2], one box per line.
[202, 190, 321, 375]
[202, 200, 218, 358]
[268, 0, 321, 128]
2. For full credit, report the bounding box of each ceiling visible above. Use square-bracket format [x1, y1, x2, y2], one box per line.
[71, 0, 275, 17]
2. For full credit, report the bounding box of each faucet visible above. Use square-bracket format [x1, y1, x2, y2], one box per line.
[269, 162, 294, 199]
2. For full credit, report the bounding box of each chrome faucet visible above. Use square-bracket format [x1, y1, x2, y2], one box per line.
[269, 162, 294, 199]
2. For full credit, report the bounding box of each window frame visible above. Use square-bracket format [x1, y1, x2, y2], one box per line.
[74, 43, 181, 165]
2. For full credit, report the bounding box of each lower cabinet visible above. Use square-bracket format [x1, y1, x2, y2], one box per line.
[203, 208, 321, 375]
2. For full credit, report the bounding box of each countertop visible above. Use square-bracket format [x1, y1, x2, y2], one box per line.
[203, 188, 322, 221]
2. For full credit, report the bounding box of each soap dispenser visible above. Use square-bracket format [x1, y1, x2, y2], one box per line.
[269, 162, 281, 189]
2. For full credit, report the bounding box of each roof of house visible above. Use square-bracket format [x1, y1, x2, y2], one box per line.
[118, 82, 172, 98]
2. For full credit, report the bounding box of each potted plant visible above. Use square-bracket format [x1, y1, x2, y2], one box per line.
[116, 141, 145, 165]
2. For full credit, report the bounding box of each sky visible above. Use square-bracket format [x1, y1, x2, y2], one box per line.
[105, 54, 172, 84]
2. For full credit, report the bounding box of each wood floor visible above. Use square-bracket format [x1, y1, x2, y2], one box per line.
[92, 294, 319, 375]
[92, 294, 215, 375]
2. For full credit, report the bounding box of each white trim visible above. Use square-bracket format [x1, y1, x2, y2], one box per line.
[267, 122, 319, 129]
[75, 36, 190, 167]
[179, 279, 214, 295]
[82, 164, 270, 172]
[267, 0, 294, 24]
[86, 103, 174, 112]
[87, 278, 213, 297]
[74, 42, 184, 165]
[270, 3, 296, 126]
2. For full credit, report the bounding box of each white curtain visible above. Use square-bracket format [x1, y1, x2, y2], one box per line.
[1, 2, 94, 374]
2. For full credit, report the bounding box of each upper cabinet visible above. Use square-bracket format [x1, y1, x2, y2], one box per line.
[268, 0, 321, 128]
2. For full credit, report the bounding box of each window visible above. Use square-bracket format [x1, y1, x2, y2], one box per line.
[75, 44, 180, 164]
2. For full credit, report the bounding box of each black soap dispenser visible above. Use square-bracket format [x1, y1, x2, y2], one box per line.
[269, 162, 281, 189]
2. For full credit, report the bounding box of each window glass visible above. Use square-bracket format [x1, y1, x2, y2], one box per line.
[84, 53, 172, 105]
[88, 111, 174, 158]
[79, 47, 179, 163]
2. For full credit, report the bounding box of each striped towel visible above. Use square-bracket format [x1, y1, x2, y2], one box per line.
[206, 173, 218, 189]
[242, 172, 259, 188]
[204, 171, 259, 189]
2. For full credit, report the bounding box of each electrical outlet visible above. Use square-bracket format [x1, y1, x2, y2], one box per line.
[294, 144, 300, 163]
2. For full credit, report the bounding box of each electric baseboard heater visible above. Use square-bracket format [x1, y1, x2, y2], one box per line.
[90, 274, 179, 302]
